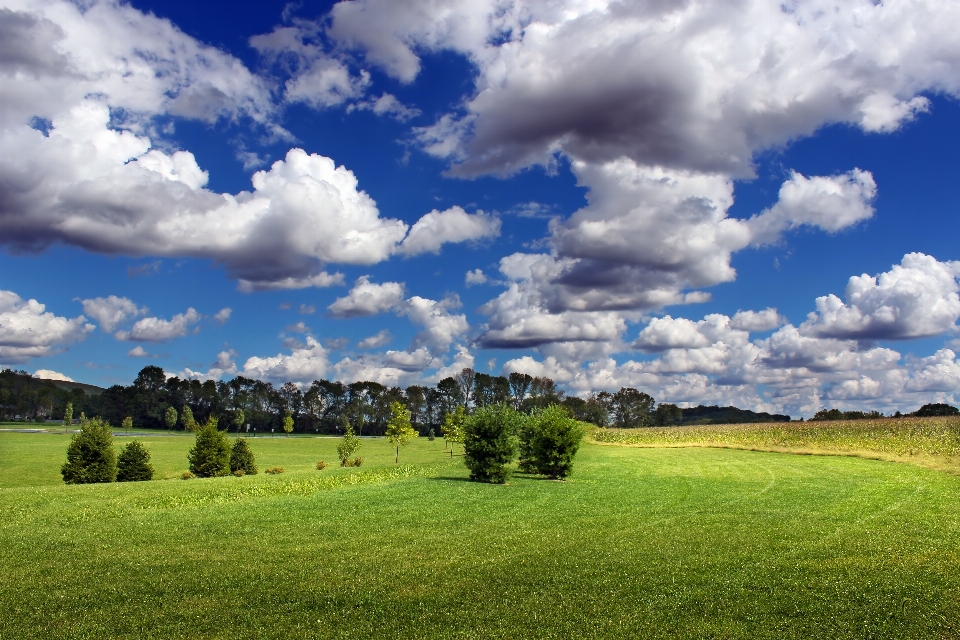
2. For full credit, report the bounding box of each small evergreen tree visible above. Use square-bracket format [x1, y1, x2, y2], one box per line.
[62, 402, 73, 429]
[165, 406, 178, 432]
[61, 418, 117, 484]
[442, 406, 467, 457]
[385, 401, 417, 463]
[463, 404, 522, 484]
[337, 418, 361, 466]
[117, 440, 154, 481]
[230, 438, 257, 475]
[187, 417, 231, 477]
[181, 405, 198, 432]
[521, 405, 585, 480]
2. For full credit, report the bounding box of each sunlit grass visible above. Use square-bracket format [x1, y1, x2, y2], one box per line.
[593, 416, 960, 474]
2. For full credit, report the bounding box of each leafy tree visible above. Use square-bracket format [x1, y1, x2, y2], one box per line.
[385, 401, 418, 463]
[653, 403, 683, 426]
[282, 410, 294, 436]
[611, 388, 655, 428]
[232, 408, 245, 432]
[121, 416, 133, 433]
[463, 404, 522, 484]
[230, 438, 257, 475]
[61, 418, 117, 484]
[165, 405, 178, 432]
[117, 440, 154, 481]
[911, 403, 959, 417]
[187, 417, 231, 477]
[508, 372, 533, 410]
[181, 405, 198, 432]
[442, 406, 467, 457]
[337, 417, 361, 466]
[520, 405, 585, 479]
[62, 402, 73, 428]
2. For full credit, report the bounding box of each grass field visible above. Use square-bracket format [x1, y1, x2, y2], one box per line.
[1, 428, 958, 638]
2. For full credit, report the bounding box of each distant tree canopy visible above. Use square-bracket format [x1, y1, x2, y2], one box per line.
[911, 403, 959, 417]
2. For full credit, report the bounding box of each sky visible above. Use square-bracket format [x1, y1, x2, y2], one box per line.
[1, 0, 959, 418]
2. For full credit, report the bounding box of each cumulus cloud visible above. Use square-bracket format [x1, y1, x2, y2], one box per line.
[127, 346, 154, 358]
[327, 276, 405, 318]
[33, 369, 74, 382]
[399, 295, 469, 353]
[347, 93, 421, 121]
[237, 272, 345, 293]
[465, 269, 488, 286]
[115, 308, 202, 343]
[398, 207, 500, 256]
[357, 329, 391, 349]
[747, 170, 877, 245]
[800, 253, 960, 340]
[0, 290, 94, 363]
[79, 295, 147, 332]
[214, 308, 232, 325]
[242, 337, 329, 384]
[179, 350, 239, 382]
[730, 308, 784, 333]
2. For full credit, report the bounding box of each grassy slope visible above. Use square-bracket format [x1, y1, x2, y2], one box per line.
[1, 433, 958, 638]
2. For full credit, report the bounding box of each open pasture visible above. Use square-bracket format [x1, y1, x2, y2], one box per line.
[1, 429, 958, 639]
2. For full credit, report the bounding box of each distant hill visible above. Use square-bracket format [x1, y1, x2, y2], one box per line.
[42, 379, 105, 396]
[679, 405, 792, 424]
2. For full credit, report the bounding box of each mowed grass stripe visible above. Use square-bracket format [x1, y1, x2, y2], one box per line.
[1, 441, 958, 639]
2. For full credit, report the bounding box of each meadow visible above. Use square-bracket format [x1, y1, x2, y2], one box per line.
[1, 425, 958, 638]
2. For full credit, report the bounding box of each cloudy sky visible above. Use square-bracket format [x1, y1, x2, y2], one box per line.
[2, 0, 959, 417]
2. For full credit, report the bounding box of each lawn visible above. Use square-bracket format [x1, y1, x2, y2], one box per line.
[1, 429, 957, 638]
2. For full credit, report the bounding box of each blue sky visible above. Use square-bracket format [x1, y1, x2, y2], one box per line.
[2, 0, 959, 417]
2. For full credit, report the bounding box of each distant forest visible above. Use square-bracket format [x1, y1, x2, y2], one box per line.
[10, 364, 905, 434]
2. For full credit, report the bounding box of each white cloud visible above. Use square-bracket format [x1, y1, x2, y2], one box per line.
[115, 308, 202, 343]
[242, 337, 329, 384]
[398, 206, 501, 256]
[299, 304, 316, 315]
[357, 329, 391, 349]
[33, 369, 73, 382]
[347, 93, 421, 121]
[79, 295, 147, 333]
[214, 308, 232, 325]
[327, 276, 405, 318]
[127, 346, 154, 358]
[384, 346, 437, 372]
[730, 308, 784, 333]
[800, 253, 960, 340]
[179, 350, 239, 382]
[465, 268, 488, 286]
[237, 272, 345, 293]
[747, 170, 877, 245]
[399, 295, 469, 353]
[283, 322, 311, 334]
[0, 290, 94, 363]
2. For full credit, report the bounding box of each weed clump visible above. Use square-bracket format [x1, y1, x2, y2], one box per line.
[264, 467, 285, 475]
[316, 460, 327, 470]
[61, 418, 117, 484]
[116, 440, 154, 482]
[180, 471, 195, 480]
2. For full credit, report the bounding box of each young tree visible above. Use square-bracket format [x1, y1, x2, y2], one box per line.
[164, 406, 178, 432]
[442, 406, 467, 457]
[121, 416, 133, 434]
[62, 402, 74, 431]
[282, 411, 294, 436]
[187, 417, 231, 477]
[230, 438, 257, 475]
[336, 417, 361, 466]
[181, 405, 198, 432]
[117, 440, 154, 481]
[61, 418, 117, 484]
[232, 409, 245, 433]
[521, 406, 585, 480]
[463, 404, 522, 484]
[385, 401, 417, 463]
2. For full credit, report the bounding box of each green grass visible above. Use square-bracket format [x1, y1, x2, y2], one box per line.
[594, 416, 960, 474]
[1, 432, 958, 638]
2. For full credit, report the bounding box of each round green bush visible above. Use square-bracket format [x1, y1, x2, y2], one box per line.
[116, 440, 154, 482]
[61, 418, 117, 484]
[229, 437, 257, 475]
[523, 405, 585, 480]
[463, 404, 522, 484]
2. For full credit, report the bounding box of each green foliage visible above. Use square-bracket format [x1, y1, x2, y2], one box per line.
[62, 402, 73, 427]
[519, 406, 585, 479]
[164, 405, 178, 431]
[912, 403, 959, 417]
[385, 401, 418, 462]
[180, 470, 195, 480]
[116, 440, 154, 482]
[282, 411, 294, 436]
[652, 403, 683, 426]
[61, 418, 117, 484]
[337, 420, 361, 466]
[121, 416, 133, 432]
[187, 417, 231, 477]
[427, 428, 435, 441]
[442, 406, 467, 454]
[264, 467, 285, 475]
[229, 438, 257, 475]
[610, 388, 655, 428]
[181, 405, 198, 432]
[463, 404, 522, 483]
[232, 409, 245, 431]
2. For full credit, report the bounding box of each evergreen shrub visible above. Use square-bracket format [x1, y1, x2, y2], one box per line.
[187, 418, 231, 477]
[117, 440, 154, 482]
[463, 404, 522, 484]
[230, 437, 257, 475]
[61, 418, 117, 484]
